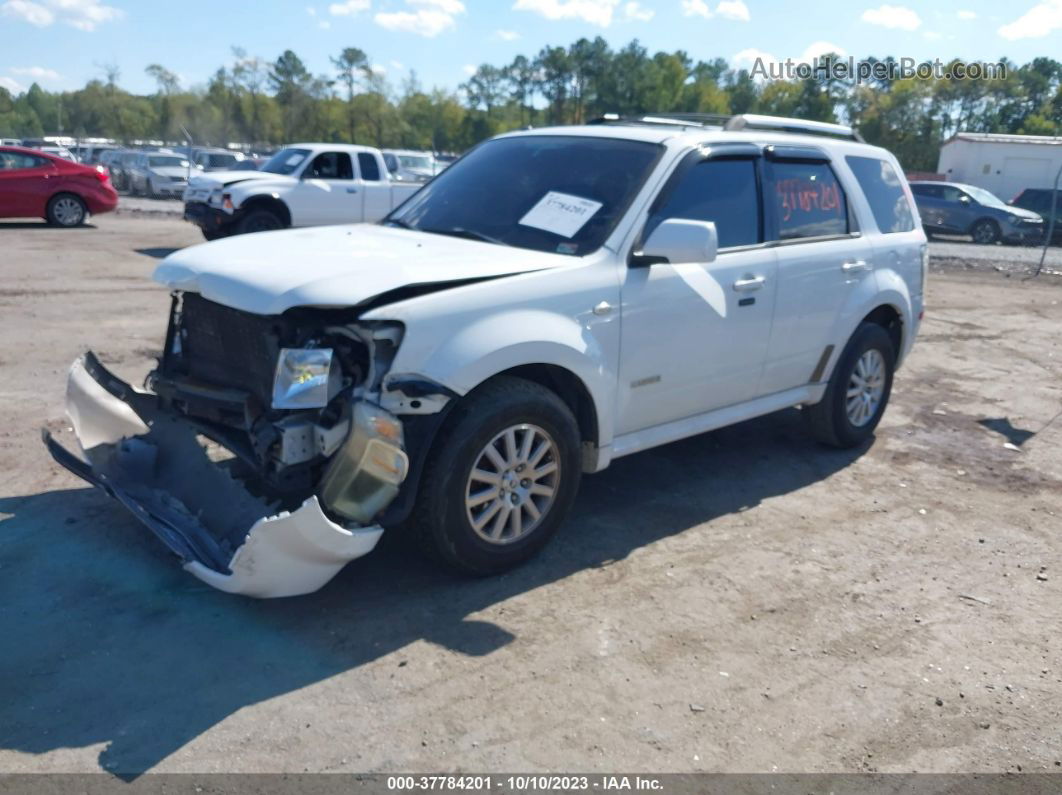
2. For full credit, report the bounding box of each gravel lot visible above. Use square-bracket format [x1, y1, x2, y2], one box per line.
[1, 215, 1060, 776]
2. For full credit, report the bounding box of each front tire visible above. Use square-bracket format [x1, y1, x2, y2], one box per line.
[46, 194, 87, 227]
[235, 208, 284, 235]
[409, 376, 582, 575]
[804, 323, 895, 448]
[971, 218, 1000, 245]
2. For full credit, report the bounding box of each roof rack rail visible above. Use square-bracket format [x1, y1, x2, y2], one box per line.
[724, 114, 864, 142]
[587, 112, 864, 142]
[586, 113, 729, 128]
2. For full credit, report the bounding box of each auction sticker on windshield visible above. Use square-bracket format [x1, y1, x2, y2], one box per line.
[519, 191, 603, 238]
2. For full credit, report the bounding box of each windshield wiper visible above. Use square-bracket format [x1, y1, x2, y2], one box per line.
[421, 227, 503, 245]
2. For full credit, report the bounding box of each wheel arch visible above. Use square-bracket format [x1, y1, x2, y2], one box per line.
[239, 194, 291, 227]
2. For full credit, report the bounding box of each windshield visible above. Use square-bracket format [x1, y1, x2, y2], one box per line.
[962, 185, 1008, 209]
[149, 156, 188, 168]
[398, 155, 434, 170]
[387, 135, 661, 256]
[260, 148, 312, 176]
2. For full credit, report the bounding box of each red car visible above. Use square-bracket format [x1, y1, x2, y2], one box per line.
[0, 145, 118, 226]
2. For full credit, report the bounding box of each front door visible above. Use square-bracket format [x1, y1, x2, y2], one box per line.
[616, 153, 777, 436]
[291, 151, 363, 226]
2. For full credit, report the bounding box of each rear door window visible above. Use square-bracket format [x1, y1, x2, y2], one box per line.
[769, 161, 849, 240]
[846, 155, 915, 234]
[0, 151, 49, 170]
[357, 152, 381, 182]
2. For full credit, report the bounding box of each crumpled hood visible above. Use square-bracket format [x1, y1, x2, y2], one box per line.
[188, 170, 285, 189]
[153, 224, 572, 315]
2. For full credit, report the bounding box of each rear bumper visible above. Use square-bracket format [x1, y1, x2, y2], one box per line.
[84, 186, 119, 215]
[43, 354, 384, 598]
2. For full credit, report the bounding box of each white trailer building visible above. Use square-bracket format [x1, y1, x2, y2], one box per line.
[937, 132, 1062, 202]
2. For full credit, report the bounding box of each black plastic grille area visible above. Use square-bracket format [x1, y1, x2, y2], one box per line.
[178, 293, 281, 405]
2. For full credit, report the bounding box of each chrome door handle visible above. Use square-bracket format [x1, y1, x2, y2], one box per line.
[732, 275, 766, 292]
[592, 301, 613, 316]
[842, 260, 870, 273]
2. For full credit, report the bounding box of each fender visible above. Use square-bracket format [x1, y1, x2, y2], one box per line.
[819, 266, 914, 384]
[382, 307, 617, 449]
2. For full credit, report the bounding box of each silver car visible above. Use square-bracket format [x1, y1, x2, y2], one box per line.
[129, 153, 193, 199]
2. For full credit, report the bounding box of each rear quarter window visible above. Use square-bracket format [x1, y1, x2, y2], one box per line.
[846, 155, 916, 234]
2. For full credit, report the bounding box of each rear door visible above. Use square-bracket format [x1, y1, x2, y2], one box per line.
[356, 151, 393, 222]
[0, 150, 56, 217]
[759, 147, 874, 394]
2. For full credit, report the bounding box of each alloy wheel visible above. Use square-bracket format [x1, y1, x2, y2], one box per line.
[465, 424, 560, 545]
[846, 349, 886, 427]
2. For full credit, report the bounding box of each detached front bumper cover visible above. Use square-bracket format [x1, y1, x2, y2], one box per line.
[42, 353, 385, 598]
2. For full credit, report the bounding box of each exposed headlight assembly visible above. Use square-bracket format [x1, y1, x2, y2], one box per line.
[272, 348, 337, 410]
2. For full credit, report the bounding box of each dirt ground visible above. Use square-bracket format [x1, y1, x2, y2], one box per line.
[1, 215, 1060, 776]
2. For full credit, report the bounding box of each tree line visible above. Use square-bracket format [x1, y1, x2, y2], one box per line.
[1, 40, 1060, 172]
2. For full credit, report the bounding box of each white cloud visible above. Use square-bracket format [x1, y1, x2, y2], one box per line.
[496, 28, 521, 39]
[10, 65, 61, 81]
[328, 0, 369, 14]
[462, 64, 477, 76]
[370, 63, 387, 74]
[1, 0, 54, 25]
[624, 1, 654, 20]
[318, 19, 331, 27]
[733, 47, 776, 69]
[681, 0, 711, 17]
[800, 40, 847, 60]
[2, 0, 122, 30]
[390, 59, 405, 69]
[957, 9, 976, 19]
[50, 0, 122, 30]
[998, 0, 1062, 39]
[922, 29, 941, 39]
[513, 0, 620, 27]
[375, 0, 464, 35]
[0, 75, 26, 93]
[861, 4, 921, 30]
[307, 5, 317, 14]
[716, 0, 748, 20]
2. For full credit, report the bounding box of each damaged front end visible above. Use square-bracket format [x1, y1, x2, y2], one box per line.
[42, 293, 411, 598]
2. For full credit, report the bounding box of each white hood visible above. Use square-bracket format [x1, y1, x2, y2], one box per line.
[153, 224, 572, 315]
[188, 170, 286, 189]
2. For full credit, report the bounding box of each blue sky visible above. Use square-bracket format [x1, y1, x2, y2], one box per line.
[1, 0, 1060, 96]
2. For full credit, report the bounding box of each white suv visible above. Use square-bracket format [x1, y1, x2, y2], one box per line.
[45, 114, 926, 598]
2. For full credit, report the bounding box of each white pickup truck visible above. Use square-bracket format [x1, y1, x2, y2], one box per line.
[182, 143, 423, 239]
[48, 114, 925, 598]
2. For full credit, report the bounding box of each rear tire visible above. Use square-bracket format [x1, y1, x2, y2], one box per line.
[235, 208, 284, 235]
[46, 194, 87, 227]
[804, 323, 895, 448]
[408, 376, 582, 575]
[201, 227, 229, 241]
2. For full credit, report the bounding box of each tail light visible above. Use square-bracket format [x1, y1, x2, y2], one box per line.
[95, 165, 110, 183]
